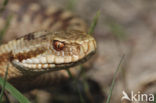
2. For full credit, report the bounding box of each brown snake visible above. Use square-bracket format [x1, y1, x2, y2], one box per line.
[0, 2, 96, 90]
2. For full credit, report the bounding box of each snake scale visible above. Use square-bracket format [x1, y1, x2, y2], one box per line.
[0, 2, 96, 90]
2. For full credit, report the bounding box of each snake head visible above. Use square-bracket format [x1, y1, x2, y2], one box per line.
[11, 30, 96, 72]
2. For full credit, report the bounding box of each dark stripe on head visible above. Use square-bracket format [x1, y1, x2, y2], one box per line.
[10, 47, 46, 62]
[0, 53, 10, 64]
[16, 32, 35, 40]
[23, 33, 35, 41]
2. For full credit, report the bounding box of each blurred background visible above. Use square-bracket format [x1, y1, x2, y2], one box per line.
[1, 0, 156, 103]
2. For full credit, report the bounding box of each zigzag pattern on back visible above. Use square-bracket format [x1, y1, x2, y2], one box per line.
[0, 3, 87, 42]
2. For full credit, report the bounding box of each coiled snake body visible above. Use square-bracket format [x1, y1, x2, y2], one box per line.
[0, 2, 96, 90]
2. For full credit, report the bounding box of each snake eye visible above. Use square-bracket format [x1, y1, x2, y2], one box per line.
[53, 40, 65, 51]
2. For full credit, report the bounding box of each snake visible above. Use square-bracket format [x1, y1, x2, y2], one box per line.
[0, 2, 96, 90]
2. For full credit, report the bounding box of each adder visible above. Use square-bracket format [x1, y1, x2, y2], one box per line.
[0, 2, 96, 90]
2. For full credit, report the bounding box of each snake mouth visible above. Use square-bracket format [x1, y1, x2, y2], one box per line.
[12, 50, 96, 72]
[11, 38, 96, 72]
[52, 50, 96, 70]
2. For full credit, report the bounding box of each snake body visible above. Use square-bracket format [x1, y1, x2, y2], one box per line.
[0, 2, 96, 90]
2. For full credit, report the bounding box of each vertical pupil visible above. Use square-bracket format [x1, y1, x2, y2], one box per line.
[57, 43, 60, 48]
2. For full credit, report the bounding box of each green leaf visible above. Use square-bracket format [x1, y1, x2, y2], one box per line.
[0, 64, 8, 102]
[0, 15, 12, 43]
[106, 55, 125, 103]
[88, 11, 100, 35]
[66, 0, 76, 11]
[0, 65, 9, 103]
[0, 70, 31, 103]
[0, 0, 9, 13]
[107, 20, 126, 40]
[66, 69, 73, 79]
[153, 94, 156, 103]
